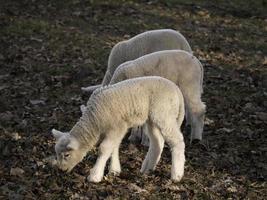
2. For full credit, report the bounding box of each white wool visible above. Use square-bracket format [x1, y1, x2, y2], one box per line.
[53, 77, 185, 182]
[110, 50, 206, 141]
[82, 29, 192, 92]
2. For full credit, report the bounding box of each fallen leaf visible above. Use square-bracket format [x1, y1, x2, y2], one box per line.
[11, 132, 21, 141]
[0, 85, 8, 91]
[30, 100, 46, 105]
[10, 167, 25, 177]
[255, 112, 267, 123]
[128, 183, 148, 193]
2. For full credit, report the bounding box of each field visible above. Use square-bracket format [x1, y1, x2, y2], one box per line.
[0, 0, 266, 199]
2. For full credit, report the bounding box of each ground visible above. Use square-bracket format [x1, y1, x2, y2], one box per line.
[0, 0, 266, 199]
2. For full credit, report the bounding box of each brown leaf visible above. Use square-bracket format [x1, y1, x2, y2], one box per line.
[30, 100, 46, 105]
[256, 112, 267, 123]
[128, 183, 148, 193]
[10, 167, 25, 177]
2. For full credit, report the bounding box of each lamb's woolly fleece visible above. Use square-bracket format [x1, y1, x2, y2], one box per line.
[55, 76, 185, 182]
[75, 76, 185, 147]
[82, 29, 192, 92]
[110, 50, 206, 141]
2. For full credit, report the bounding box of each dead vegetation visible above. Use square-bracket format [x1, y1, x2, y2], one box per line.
[0, 0, 266, 199]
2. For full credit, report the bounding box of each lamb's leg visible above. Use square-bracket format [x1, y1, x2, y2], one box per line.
[128, 126, 142, 143]
[185, 104, 191, 126]
[163, 126, 185, 182]
[141, 125, 164, 173]
[109, 145, 121, 175]
[89, 125, 127, 182]
[146, 126, 164, 170]
[141, 123, 150, 146]
[88, 138, 116, 183]
[129, 124, 150, 146]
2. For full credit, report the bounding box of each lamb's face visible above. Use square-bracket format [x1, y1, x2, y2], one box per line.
[52, 129, 85, 172]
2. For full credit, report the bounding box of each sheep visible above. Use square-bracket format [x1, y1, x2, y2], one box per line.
[81, 29, 192, 92]
[52, 76, 185, 183]
[109, 50, 206, 142]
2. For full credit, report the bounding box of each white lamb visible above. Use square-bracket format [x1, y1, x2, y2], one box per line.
[52, 76, 185, 183]
[82, 29, 192, 92]
[109, 50, 205, 142]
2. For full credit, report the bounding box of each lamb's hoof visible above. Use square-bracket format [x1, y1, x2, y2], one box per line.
[109, 170, 121, 176]
[140, 168, 146, 174]
[140, 161, 151, 174]
[190, 138, 201, 145]
[87, 174, 102, 183]
[171, 175, 183, 183]
[185, 120, 191, 126]
[190, 139, 208, 150]
[140, 168, 150, 174]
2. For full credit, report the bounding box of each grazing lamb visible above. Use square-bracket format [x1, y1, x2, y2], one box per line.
[109, 50, 206, 142]
[82, 29, 192, 92]
[52, 76, 185, 183]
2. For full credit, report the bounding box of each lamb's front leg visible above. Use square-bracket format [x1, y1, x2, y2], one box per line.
[185, 105, 191, 126]
[89, 125, 127, 182]
[109, 145, 121, 175]
[88, 139, 114, 183]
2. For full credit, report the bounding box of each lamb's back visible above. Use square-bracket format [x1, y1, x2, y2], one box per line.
[118, 50, 199, 85]
[123, 29, 192, 62]
[93, 77, 179, 115]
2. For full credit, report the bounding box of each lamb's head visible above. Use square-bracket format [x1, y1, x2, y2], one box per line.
[52, 129, 86, 172]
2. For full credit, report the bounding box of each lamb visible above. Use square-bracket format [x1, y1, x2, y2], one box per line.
[82, 29, 192, 92]
[52, 76, 185, 183]
[109, 50, 206, 142]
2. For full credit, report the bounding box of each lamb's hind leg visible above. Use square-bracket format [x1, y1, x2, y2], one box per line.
[128, 126, 142, 143]
[141, 123, 150, 146]
[163, 125, 185, 182]
[109, 145, 121, 175]
[141, 124, 164, 173]
[129, 124, 150, 146]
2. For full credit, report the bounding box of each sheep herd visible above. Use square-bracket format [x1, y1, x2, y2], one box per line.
[51, 29, 206, 183]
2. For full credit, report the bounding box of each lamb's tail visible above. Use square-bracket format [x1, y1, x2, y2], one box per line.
[196, 58, 204, 94]
[177, 89, 185, 128]
[81, 84, 102, 93]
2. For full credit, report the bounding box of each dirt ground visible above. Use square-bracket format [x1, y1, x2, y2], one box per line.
[0, 0, 266, 199]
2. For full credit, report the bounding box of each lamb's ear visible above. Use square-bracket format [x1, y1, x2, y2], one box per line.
[52, 129, 65, 140]
[80, 105, 86, 114]
[81, 84, 101, 92]
[67, 137, 79, 150]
